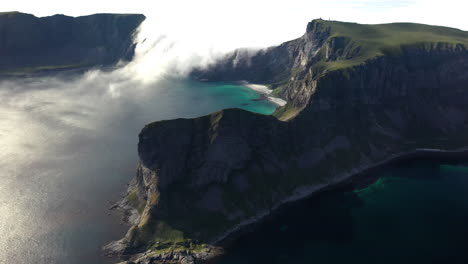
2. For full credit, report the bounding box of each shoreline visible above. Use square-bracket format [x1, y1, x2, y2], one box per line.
[109, 147, 468, 263]
[210, 147, 468, 247]
[238, 81, 287, 107]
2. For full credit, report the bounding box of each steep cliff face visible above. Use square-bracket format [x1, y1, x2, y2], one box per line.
[0, 12, 145, 73]
[113, 20, 468, 264]
[195, 20, 468, 120]
[193, 19, 331, 86]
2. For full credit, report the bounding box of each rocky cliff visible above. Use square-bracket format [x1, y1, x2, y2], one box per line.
[111, 20, 468, 264]
[0, 12, 145, 74]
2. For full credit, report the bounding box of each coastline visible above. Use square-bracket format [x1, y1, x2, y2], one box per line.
[209, 147, 468, 247]
[109, 147, 468, 263]
[238, 81, 287, 107]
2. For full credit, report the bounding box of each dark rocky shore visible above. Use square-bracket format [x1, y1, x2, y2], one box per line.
[214, 147, 468, 248]
[109, 19, 468, 264]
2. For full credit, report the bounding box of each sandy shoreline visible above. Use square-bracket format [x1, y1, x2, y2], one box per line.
[239, 81, 287, 106]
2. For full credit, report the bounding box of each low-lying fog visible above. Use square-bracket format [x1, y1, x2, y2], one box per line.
[0, 71, 276, 264]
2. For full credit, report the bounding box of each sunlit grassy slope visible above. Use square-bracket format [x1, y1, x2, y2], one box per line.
[312, 19, 468, 71]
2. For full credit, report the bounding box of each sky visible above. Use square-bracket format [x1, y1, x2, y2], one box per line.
[1, 0, 467, 53]
[2, 1, 468, 40]
[2, 0, 467, 82]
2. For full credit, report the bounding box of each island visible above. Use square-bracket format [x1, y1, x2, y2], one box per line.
[109, 19, 468, 264]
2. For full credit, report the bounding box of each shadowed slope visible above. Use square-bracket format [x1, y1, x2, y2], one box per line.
[112, 20, 468, 264]
[0, 12, 145, 74]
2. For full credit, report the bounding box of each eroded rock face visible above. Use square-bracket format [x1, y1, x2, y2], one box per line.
[138, 110, 293, 191]
[0, 12, 145, 72]
[192, 20, 331, 86]
[113, 20, 468, 264]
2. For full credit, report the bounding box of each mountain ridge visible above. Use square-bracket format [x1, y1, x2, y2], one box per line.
[195, 19, 468, 120]
[111, 19, 468, 264]
[0, 12, 145, 75]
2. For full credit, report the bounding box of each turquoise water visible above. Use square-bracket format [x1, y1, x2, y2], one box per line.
[0, 77, 276, 264]
[172, 80, 276, 115]
[7, 75, 468, 264]
[219, 161, 468, 264]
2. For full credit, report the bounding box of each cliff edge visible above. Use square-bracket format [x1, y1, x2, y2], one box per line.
[110, 20, 468, 264]
[0, 12, 145, 75]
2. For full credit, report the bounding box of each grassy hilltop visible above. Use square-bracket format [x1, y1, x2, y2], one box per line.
[310, 19, 468, 71]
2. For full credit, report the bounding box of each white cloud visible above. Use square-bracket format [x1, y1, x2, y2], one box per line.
[2, 0, 467, 82]
[2, 0, 467, 31]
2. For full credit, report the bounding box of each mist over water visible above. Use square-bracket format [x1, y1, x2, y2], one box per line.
[0, 71, 276, 264]
[0, 10, 284, 261]
[116, 16, 272, 84]
[2, 2, 468, 263]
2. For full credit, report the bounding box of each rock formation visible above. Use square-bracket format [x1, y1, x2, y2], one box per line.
[111, 19, 468, 263]
[0, 12, 145, 74]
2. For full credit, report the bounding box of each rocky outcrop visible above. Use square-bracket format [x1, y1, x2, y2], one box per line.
[192, 19, 331, 87]
[0, 12, 145, 73]
[111, 20, 468, 263]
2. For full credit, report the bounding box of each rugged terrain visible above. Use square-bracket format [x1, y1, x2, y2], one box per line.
[0, 11, 145, 75]
[110, 20, 468, 263]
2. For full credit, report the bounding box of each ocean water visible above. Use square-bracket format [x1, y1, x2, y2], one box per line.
[0, 76, 276, 264]
[4, 74, 468, 264]
[219, 161, 468, 264]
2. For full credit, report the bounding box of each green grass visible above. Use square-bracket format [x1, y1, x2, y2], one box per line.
[149, 240, 211, 255]
[273, 104, 303, 121]
[273, 20, 468, 118]
[150, 221, 185, 243]
[127, 187, 145, 214]
[131, 219, 214, 257]
[311, 19, 468, 71]
[270, 85, 285, 97]
[131, 220, 185, 248]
